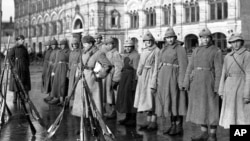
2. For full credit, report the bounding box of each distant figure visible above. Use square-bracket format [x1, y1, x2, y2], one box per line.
[8, 35, 31, 103]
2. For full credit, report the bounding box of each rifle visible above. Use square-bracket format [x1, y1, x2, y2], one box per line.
[0, 36, 12, 127]
[81, 73, 115, 141]
[46, 75, 81, 138]
[7, 47, 46, 135]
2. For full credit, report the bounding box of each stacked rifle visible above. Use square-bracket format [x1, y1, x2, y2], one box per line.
[0, 36, 45, 135]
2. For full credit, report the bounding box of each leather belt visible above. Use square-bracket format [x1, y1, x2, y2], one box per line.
[195, 67, 211, 71]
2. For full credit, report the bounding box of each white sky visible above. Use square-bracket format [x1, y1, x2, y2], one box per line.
[2, 0, 15, 22]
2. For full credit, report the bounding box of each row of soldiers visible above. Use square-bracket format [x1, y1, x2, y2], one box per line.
[40, 26, 250, 141]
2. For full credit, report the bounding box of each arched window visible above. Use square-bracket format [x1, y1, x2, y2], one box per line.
[184, 1, 200, 23]
[111, 10, 120, 28]
[209, 0, 228, 20]
[45, 23, 49, 36]
[145, 8, 156, 27]
[213, 33, 227, 53]
[52, 22, 57, 35]
[163, 4, 176, 25]
[130, 11, 139, 29]
[74, 19, 83, 29]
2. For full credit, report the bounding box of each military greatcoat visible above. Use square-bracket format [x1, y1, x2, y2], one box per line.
[41, 48, 52, 93]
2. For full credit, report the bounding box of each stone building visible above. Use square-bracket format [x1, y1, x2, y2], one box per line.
[1, 17, 15, 51]
[14, 0, 125, 53]
[14, 0, 250, 54]
[124, 0, 250, 54]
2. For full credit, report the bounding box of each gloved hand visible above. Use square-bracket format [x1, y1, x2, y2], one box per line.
[111, 81, 119, 90]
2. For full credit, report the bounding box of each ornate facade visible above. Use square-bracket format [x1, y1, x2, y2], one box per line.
[14, 0, 125, 53]
[14, 0, 250, 53]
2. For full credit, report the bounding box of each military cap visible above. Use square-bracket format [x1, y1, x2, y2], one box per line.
[44, 41, 50, 46]
[164, 27, 177, 39]
[82, 35, 95, 43]
[94, 33, 102, 39]
[59, 38, 68, 45]
[71, 38, 80, 44]
[50, 39, 58, 45]
[143, 30, 155, 41]
[124, 39, 134, 47]
[104, 37, 115, 44]
[199, 27, 212, 37]
[16, 35, 25, 41]
[228, 33, 244, 43]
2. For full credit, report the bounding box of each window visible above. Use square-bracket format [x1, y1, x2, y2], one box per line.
[52, 22, 57, 35]
[111, 10, 120, 28]
[145, 8, 156, 27]
[209, 0, 228, 20]
[130, 11, 139, 29]
[213, 33, 227, 53]
[163, 5, 176, 25]
[184, 2, 200, 23]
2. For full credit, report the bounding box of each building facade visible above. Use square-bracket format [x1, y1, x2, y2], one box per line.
[14, 0, 125, 53]
[14, 0, 250, 54]
[1, 17, 15, 51]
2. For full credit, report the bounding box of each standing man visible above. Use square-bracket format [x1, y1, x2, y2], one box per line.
[134, 31, 160, 131]
[94, 33, 104, 51]
[43, 39, 59, 102]
[8, 35, 31, 103]
[116, 39, 140, 126]
[49, 39, 70, 105]
[67, 38, 81, 106]
[103, 37, 123, 119]
[156, 27, 188, 135]
[41, 40, 52, 93]
[183, 27, 223, 141]
[219, 33, 250, 129]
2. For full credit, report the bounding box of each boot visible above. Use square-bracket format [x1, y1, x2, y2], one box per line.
[125, 113, 136, 126]
[191, 131, 209, 141]
[207, 133, 217, 141]
[168, 123, 177, 135]
[105, 105, 117, 120]
[163, 116, 175, 135]
[119, 113, 129, 125]
[175, 116, 183, 135]
[138, 121, 150, 131]
[147, 121, 157, 131]
[157, 117, 166, 135]
[44, 95, 53, 102]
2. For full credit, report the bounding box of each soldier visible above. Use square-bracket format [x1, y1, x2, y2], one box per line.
[8, 35, 31, 103]
[156, 27, 188, 135]
[67, 38, 81, 106]
[116, 39, 140, 126]
[134, 31, 160, 131]
[94, 33, 104, 51]
[41, 40, 52, 93]
[103, 37, 123, 119]
[219, 33, 250, 129]
[48, 39, 70, 105]
[183, 27, 223, 141]
[71, 35, 112, 117]
[44, 39, 59, 102]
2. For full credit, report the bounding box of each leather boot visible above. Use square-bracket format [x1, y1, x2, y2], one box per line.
[175, 116, 183, 135]
[207, 133, 217, 141]
[191, 131, 209, 141]
[168, 123, 177, 135]
[163, 116, 175, 135]
[138, 121, 150, 131]
[147, 121, 157, 131]
[125, 113, 136, 126]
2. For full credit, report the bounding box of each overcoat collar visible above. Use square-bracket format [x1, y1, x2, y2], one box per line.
[229, 47, 247, 56]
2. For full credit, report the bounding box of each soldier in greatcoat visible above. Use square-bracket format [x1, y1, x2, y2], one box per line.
[116, 39, 140, 126]
[43, 39, 59, 102]
[94, 33, 105, 52]
[67, 38, 81, 106]
[8, 35, 31, 103]
[183, 27, 223, 141]
[219, 33, 250, 129]
[134, 31, 160, 131]
[155, 27, 188, 135]
[103, 37, 123, 119]
[71, 35, 112, 117]
[41, 41, 52, 93]
[48, 39, 70, 105]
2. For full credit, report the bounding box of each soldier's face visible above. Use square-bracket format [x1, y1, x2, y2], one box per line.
[165, 36, 176, 45]
[60, 44, 65, 49]
[106, 43, 114, 51]
[200, 36, 211, 46]
[144, 40, 154, 47]
[16, 39, 24, 45]
[231, 40, 243, 51]
[125, 46, 133, 53]
[51, 45, 56, 49]
[95, 38, 101, 44]
[83, 42, 92, 51]
[72, 43, 78, 49]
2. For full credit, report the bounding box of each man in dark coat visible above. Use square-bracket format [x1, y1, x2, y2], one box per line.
[8, 35, 31, 103]
[48, 39, 70, 105]
[116, 39, 140, 126]
[41, 41, 52, 93]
